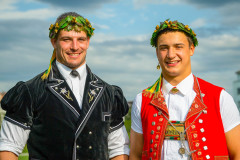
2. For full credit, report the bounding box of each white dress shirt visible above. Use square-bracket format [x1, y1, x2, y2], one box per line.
[57, 61, 87, 109]
[131, 73, 240, 160]
[0, 61, 130, 158]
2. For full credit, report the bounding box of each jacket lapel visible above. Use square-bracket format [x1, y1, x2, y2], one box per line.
[75, 66, 105, 138]
[150, 80, 169, 117]
[46, 61, 81, 118]
[150, 91, 169, 117]
[185, 76, 207, 121]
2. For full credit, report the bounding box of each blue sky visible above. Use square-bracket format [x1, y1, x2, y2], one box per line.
[0, 0, 240, 101]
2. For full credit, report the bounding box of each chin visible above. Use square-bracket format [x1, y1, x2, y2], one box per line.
[66, 63, 81, 69]
[163, 71, 180, 78]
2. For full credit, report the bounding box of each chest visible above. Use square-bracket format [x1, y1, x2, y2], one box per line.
[165, 92, 196, 121]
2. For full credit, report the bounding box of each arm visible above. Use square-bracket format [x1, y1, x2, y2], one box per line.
[219, 90, 240, 159]
[225, 124, 240, 160]
[129, 93, 143, 160]
[0, 120, 30, 160]
[108, 86, 130, 159]
[0, 82, 31, 160]
[110, 154, 128, 160]
[0, 151, 18, 160]
[108, 126, 130, 160]
[129, 129, 143, 160]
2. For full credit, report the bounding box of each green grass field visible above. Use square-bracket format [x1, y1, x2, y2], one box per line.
[125, 118, 131, 137]
[19, 155, 29, 160]
[18, 145, 28, 160]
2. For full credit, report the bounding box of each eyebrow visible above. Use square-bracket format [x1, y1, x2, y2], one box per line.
[175, 43, 185, 46]
[59, 36, 87, 40]
[59, 36, 72, 39]
[158, 43, 185, 47]
[158, 44, 168, 47]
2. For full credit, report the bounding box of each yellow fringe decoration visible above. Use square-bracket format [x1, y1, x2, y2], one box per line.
[41, 49, 56, 80]
[143, 74, 163, 98]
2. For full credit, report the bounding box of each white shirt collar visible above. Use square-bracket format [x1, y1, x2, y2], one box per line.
[56, 60, 87, 80]
[162, 73, 194, 96]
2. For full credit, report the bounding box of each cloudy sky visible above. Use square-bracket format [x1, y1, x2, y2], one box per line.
[0, 0, 240, 101]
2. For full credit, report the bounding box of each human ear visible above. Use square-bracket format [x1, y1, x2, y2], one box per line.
[190, 44, 195, 56]
[156, 47, 159, 57]
[86, 37, 90, 49]
[50, 38, 57, 49]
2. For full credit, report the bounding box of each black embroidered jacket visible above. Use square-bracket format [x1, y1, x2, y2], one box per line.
[1, 62, 129, 160]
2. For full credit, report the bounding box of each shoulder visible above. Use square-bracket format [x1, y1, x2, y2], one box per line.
[134, 92, 143, 103]
[3, 72, 43, 100]
[1, 72, 45, 108]
[1, 81, 30, 112]
[197, 77, 224, 90]
[27, 72, 44, 85]
[132, 92, 143, 110]
[20, 72, 46, 100]
[93, 73, 124, 94]
[195, 77, 225, 105]
[220, 90, 236, 107]
[197, 77, 224, 94]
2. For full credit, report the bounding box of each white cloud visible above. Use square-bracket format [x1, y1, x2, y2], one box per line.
[91, 33, 149, 43]
[0, 8, 58, 20]
[0, 0, 18, 11]
[0, 0, 57, 20]
[85, 33, 157, 99]
[133, 0, 240, 26]
[218, 2, 240, 25]
[0, 0, 65, 21]
[133, 0, 183, 8]
[199, 34, 239, 50]
[190, 18, 206, 28]
[191, 33, 240, 95]
[95, 9, 116, 19]
[0, 0, 239, 101]
[94, 24, 110, 30]
[160, 0, 182, 4]
[1, 28, 239, 100]
[36, 0, 119, 10]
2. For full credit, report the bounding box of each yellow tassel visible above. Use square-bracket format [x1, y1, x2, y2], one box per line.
[148, 79, 159, 93]
[143, 74, 163, 98]
[41, 49, 56, 80]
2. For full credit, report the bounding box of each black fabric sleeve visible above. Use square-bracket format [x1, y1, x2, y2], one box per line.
[1, 81, 33, 130]
[109, 85, 129, 132]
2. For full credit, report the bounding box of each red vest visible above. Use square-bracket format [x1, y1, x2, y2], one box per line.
[141, 77, 229, 160]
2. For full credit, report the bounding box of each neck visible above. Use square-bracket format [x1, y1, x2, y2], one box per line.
[163, 73, 192, 86]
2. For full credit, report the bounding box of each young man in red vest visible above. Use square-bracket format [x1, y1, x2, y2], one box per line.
[129, 20, 240, 160]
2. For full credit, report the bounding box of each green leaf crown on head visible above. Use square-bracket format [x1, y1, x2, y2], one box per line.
[49, 15, 95, 38]
[150, 19, 198, 47]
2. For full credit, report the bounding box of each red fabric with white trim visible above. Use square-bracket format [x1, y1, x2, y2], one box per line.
[140, 76, 229, 160]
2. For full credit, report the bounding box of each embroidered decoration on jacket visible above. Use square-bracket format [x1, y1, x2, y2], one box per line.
[88, 89, 97, 103]
[60, 87, 73, 101]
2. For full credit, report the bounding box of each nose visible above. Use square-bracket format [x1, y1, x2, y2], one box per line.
[71, 39, 79, 51]
[167, 47, 176, 59]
